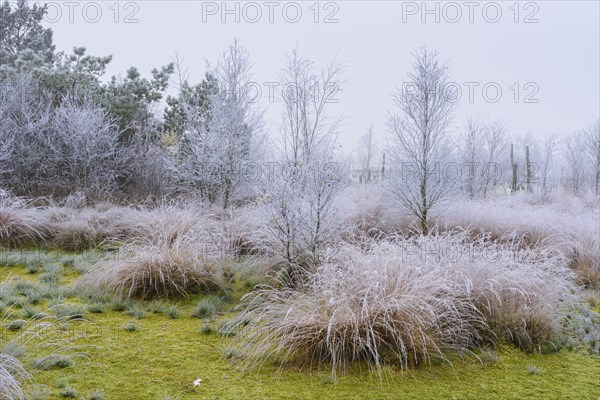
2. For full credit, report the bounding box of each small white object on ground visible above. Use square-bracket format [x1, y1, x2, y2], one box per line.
[193, 378, 203, 387]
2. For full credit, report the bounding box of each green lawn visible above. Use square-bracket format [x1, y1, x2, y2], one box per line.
[1, 251, 599, 400]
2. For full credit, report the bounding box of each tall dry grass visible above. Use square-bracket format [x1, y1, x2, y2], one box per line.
[0, 191, 48, 248]
[77, 231, 225, 300]
[234, 232, 576, 378]
[340, 189, 599, 288]
[0, 352, 28, 400]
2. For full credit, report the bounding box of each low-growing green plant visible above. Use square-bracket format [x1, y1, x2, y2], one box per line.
[29, 384, 52, 400]
[200, 323, 213, 335]
[478, 349, 499, 366]
[193, 297, 224, 319]
[32, 355, 74, 370]
[41, 285, 69, 301]
[320, 376, 334, 385]
[527, 365, 540, 375]
[13, 280, 37, 294]
[4, 295, 26, 307]
[0, 284, 87, 398]
[222, 346, 241, 360]
[217, 319, 237, 337]
[55, 378, 68, 388]
[52, 304, 86, 319]
[123, 321, 139, 332]
[26, 262, 42, 274]
[1, 342, 26, 359]
[7, 319, 27, 331]
[126, 306, 146, 319]
[86, 389, 106, 400]
[43, 264, 64, 275]
[58, 387, 78, 398]
[165, 305, 181, 319]
[21, 306, 44, 319]
[39, 272, 60, 285]
[110, 298, 131, 312]
[88, 303, 105, 314]
[147, 301, 167, 314]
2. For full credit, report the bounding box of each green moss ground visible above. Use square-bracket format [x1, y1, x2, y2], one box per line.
[1, 251, 599, 400]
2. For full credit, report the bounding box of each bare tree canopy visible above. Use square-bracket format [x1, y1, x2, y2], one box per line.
[387, 47, 457, 234]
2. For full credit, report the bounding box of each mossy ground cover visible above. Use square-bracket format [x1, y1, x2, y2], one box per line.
[1, 251, 599, 400]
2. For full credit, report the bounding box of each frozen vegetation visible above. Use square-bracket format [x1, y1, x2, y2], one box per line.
[0, 1, 599, 399]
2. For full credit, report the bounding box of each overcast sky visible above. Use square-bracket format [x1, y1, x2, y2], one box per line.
[43, 0, 600, 155]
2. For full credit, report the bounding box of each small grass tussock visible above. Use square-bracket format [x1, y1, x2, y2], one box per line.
[110, 298, 132, 312]
[165, 305, 181, 319]
[58, 386, 78, 398]
[32, 355, 74, 370]
[200, 323, 213, 334]
[7, 319, 27, 331]
[125, 305, 146, 319]
[29, 384, 52, 400]
[77, 233, 224, 300]
[51, 217, 100, 252]
[123, 321, 139, 332]
[86, 389, 106, 400]
[0, 191, 49, 248]
[527, 365, 540, 375]
[193, 296, 226, 319]
[51, 304, 86, 320]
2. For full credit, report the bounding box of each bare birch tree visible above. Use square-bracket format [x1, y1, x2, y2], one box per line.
[387, 47, 457, 234]
[261, 49, 346, 279]
[279, 47, 344, 166]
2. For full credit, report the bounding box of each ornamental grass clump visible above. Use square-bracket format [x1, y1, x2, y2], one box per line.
[234, 232, 576, 378]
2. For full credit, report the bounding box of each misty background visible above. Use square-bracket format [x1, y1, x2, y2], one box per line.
[41, 0, 600, 156]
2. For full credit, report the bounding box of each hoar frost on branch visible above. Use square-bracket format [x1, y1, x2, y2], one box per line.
[260, 48, 346, 282]
[175, 39, 265, 208]
[0, 74, 128, 198]
[387, 47, 457, 235]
